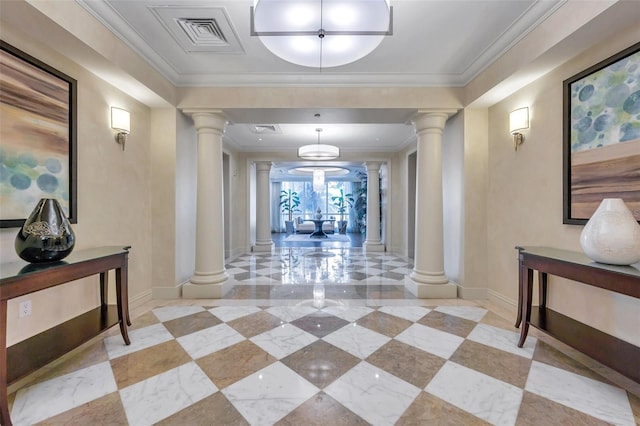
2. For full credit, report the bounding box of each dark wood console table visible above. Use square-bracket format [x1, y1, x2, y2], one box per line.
[516, 246, 640, 383]
[0, 246, 132, 426]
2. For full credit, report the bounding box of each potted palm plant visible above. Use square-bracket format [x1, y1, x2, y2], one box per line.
[331, 188, 354, 234]
[280, 189, 301, 234]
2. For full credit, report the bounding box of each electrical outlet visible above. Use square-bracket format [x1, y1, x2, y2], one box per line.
[19, 300, 32, 318]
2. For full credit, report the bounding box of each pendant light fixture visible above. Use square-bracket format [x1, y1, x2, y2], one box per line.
[298, 128, 340, 160]
[313, 169, 325, 192]
[251, 0, 393, 69]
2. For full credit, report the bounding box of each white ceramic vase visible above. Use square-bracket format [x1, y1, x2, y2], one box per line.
[579, 198, 640, 265]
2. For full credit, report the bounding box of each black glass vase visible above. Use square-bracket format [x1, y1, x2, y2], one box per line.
[15, 198, 76, 263]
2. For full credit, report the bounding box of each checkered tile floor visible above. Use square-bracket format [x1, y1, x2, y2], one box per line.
[226, 250, 413, 286]
[8, 249, 640, 425]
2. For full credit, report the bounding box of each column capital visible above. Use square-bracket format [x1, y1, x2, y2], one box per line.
[254, 161, 273, 172]
[182, 109, 227, 132]
[364, 161, 383, 172]
[412, 109, 458, 133]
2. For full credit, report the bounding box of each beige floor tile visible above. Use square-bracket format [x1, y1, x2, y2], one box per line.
[227, 310, 284, 338]
[396, 392, 490, 425]
[281, 341, 360, 388]
[155, 392, 249, 426]
[532, 340, 613, 385]
[33, 392, 127, 426]
[110, 340, 192, 388]
[449, 340, 532, 388]
[366, 340, 446, 389]
[418, 310, 478, 338]
[196, 340, 276, 389]
[356, 310, 413, 337]
[162, 311, 223, 338]
[515, 391, 613, 426]
[275, 391, 368, 426]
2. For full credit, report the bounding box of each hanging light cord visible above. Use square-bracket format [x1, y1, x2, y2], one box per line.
[318, 0, 324, 72]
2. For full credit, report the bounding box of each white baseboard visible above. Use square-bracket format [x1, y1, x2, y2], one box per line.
[152, 285, 182, 299]
[487, 289, 517, 323]
[457, 286, 488, 300]
[129, 289, 153, 308]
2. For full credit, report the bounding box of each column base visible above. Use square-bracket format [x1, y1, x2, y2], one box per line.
[252, 241, 274, 252]
[363, 241, 385, 252]
[405, 276, 458, 298]
[182, 278, 233, 299]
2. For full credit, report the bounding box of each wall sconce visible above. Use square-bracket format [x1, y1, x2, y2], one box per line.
[111, 107, 130, 150]
[509, 107, 529, 151]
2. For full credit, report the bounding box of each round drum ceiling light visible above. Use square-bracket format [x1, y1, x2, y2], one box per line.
[298, 128, 340, 160]
[251, 0, 393, 68]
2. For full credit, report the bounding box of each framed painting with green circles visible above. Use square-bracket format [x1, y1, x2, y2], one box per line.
[563, 41, 640, 225]
[0, 41, 77, 228]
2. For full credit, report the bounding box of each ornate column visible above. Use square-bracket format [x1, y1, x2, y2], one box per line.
[406, 110, 458, 298]
[253, 161, 274, 252]
[182, 110, 231, 298]
[363, 161, 384, 252]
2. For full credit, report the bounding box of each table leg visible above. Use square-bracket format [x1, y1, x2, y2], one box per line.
[115, 266, 131, 345]
[515, 257, 523, 328]
[100, 271, 108, 311]
[1, 300, 13, 426]
[518, 267, 533, 348]
[538, 271, 548, 309]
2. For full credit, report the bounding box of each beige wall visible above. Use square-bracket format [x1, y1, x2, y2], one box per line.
[1, 25, 154, 345]
[175, 112, 197, 282]
[150, 109, 178, 298]
[486, 26, 640, 345]
[460, 108, 489, 298]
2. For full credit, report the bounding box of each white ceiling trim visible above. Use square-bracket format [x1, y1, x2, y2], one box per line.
[458, 0, 567, 85]
[76, 0, 181, 83]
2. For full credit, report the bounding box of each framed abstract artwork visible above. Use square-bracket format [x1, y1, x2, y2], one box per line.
[0, 41, 77, 228]
[563, 41, 640, 225]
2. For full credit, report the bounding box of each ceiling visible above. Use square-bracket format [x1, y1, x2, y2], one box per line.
[77, 0, 564, 160]
[78, 0, 563, 87]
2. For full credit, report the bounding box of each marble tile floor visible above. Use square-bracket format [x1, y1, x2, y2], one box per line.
[7, 248, 640, 425]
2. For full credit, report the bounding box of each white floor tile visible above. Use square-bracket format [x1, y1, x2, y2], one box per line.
[467, 323, 536, 359]
[266, 305, 318, 322]
[323, 305, 375, 322]
[426, 362, 523, 426]
[383, 260, 409, 267]
[395, 323, 464, 359]
[526, 361, 635, 425]
[209, 305, 262, 322]
[177, 323, 245, 359]
[223, 362, 319, 426]
[152, 305, 205, 322]
[251, 323, 318, 359]
[391, 267, 414, 274]
[435, 306, 488, 322]
[325, 361, 421, 426]
[11, 361, 117, 425]
[119, 362, 217, 426]
[323, 323, 390, 359]
[104, 323, 174, 359]
[378, 306, 432, 322]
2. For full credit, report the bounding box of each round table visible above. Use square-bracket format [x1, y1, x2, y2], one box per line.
[309, 219, 328, 238]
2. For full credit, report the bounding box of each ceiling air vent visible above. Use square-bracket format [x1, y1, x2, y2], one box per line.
[249, 124, 282, 134]
[177, 18, 228, 46]
[149, 6, 244, 54]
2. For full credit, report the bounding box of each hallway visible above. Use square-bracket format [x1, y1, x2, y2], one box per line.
[7, 248, 640, 425]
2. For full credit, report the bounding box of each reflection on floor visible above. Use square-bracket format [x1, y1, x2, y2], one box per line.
[8, 248, 640, 425]
[272, 231, 365, 248]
